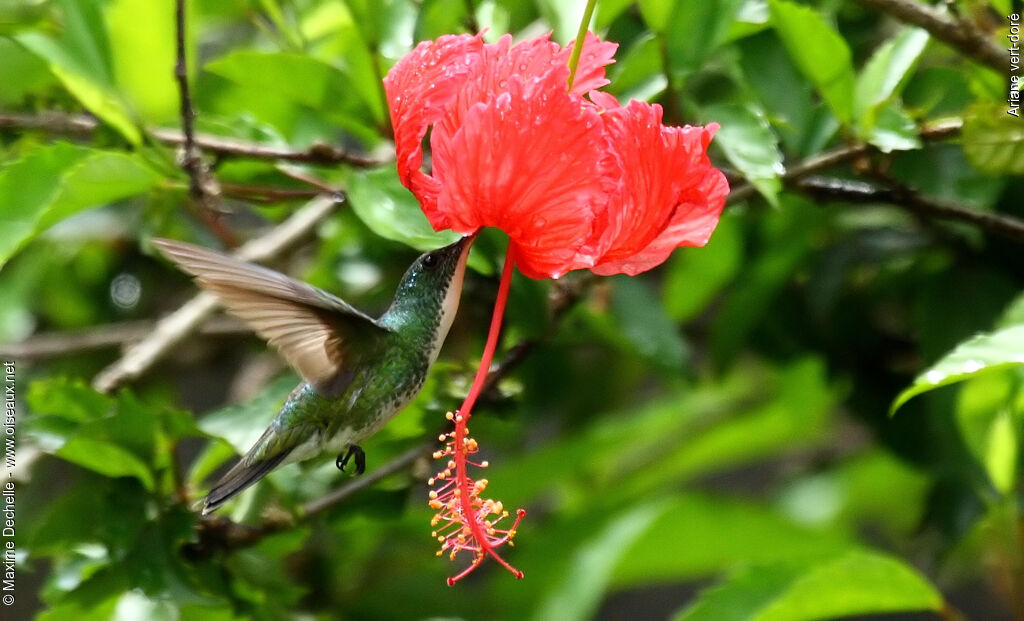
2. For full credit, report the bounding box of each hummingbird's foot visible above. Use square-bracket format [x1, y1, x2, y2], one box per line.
[336, 444, 366, 475]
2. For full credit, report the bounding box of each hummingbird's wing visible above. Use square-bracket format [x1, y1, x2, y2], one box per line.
[152, 238, 390, 397]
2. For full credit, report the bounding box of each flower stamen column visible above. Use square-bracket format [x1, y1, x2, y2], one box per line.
[429, 246, 526, 584]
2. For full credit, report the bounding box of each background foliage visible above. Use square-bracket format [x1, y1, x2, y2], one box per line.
[2, 0, 1023, 619]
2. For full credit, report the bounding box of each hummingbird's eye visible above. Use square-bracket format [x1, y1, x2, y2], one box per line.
[422, 253, 440, 270]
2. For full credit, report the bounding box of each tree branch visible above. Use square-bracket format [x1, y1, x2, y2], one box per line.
[726, 118, 964, 205]
[0, 316, 247, 359]
[302, 443, 433, 517]
[92, 193, 343, 393]
[0, 111, 385, 167]
[854, 0, 1005, 72]
[795, 176, 1024, 243]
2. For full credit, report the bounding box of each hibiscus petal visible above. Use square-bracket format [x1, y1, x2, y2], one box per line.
[431, 71, 617, 279]
[384, 34, 485, 226]
[592, 166, 729, 276]
[452, 32, 617, 123]
[565, 32, 618, 95]
[591, 102, 729, 276]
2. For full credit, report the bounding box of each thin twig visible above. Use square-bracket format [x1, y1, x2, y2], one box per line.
[152, 128, 386, 167]
[219, 183, 322, 202]
[854, 0, 1004, 71]
[795, 176, 1024, 242]
[0, 111, 386, 167]
[726, 118, 964, 205]
[92, 194, 343, 393]
[302, 443, 432, 517]
[174, 0, 230, 246]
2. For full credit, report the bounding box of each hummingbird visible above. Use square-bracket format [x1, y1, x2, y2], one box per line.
[152, 235, 475, 514]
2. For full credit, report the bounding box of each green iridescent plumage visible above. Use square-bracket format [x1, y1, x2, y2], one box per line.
[153, 236, 474, 514]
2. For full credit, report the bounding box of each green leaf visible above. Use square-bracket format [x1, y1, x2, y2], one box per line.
[864, 102, 920, 152]
[533, 502, 668, 621]
[854, 27, 929, 134]
[205, 49, 381, 141]
[342, 166, 458, 251]
[704, 103, 784, 206]
[14, 0, 141, 144]
[955, 372, 1020, 494]
[654, 0, 745, 76]
[963, 102, 1024, 174]
[675, 550, 944, 621]
[768, 0, 855, 124]
[0, 142, 161, 267]
[106, 0, 179, 124]
[27, 377, 113, 424]
[891, 325, 1024, 415]
[56, 437, 155, 490]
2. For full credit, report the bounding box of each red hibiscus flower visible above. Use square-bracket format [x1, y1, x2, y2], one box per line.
[384, 31, 729, 584]
[385, 31, 728, 279]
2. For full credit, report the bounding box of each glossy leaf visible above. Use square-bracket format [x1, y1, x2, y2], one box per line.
[892, 325, 1024, 414]
[703, 103, 784, 206]
[343, 166, 459, 251]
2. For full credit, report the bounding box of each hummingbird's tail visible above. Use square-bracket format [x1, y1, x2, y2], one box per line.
[202, 448, 291, 515]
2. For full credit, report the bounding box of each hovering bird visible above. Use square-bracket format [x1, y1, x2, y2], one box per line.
[153, 235, 475, 514]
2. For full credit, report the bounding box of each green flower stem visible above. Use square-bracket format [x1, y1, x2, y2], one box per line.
[566, 0, 599, 91]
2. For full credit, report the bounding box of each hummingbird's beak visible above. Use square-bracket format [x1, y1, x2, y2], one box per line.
[450, 232, 476, 258]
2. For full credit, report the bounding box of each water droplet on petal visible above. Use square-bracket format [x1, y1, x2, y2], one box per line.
[924, 369, 945, 384]
[534, 217, 547, 228]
